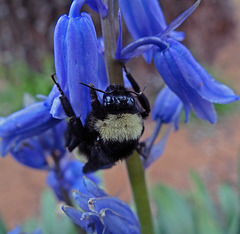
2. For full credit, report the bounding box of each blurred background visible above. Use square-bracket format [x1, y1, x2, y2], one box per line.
[0, 0, 240, 231]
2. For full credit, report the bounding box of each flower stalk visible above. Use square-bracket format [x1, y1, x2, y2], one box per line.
[126, 151, 155, 234]
[100, 0, 123, 85]
[100, 1, 154, 233]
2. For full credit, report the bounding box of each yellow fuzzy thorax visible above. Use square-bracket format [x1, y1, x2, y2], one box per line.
[95, 113, 143, 142]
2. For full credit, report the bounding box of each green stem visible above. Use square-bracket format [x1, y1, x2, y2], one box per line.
[100, 0, 123, 85]
[100, 1, 154, 233]
[126, 151, 154, 234]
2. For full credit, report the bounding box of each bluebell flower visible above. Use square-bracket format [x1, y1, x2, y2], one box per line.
[50, 0, 99, 122]
[117, 0, 239, 124]
[152, 85, 183, 128]
[118, 0, 184, 63]
[142, 86, 183, 168]
[47, 158, 100, 201]
[85, 0, 107, 18]
[153, 38, 239, 123]
[63, 177, 140, 233]
[0, 87, 61, 157]
[9, 120, 67, 169]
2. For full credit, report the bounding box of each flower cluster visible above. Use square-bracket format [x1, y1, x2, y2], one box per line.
[117, 0, 238, 124]
[0, 0, 239, 232]
[63, 177, 140, 233]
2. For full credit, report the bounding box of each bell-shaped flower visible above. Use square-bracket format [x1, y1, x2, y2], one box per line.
[9, 120, 67, 169]
[152, 85, 183, 128]
[153, 38, 239, 123]
[50, 0, 99, 122]
[117, 0, 239, 124]
[47, 158, 100, 201]
[118, 0, 184, 63]
[85, 0, 107, 18]
[63, 177, 140, 233]
[0, 87, 61, 157]
[142, 86, 183, 168]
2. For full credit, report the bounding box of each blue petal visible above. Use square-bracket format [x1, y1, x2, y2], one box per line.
[118, 0, 167, 63]
[67, 13, 98, 120]
[6, 226, 42, 234]
[143, 125, 173, 169]
[118, 0, 184, 63]
[52, 6, 99, 122]
[160, 0, 201, 38]
[153, 40, 223, 124]
[86, 0, 108, 18]
[53, 15, 69, 94]
[101, 209, 140, 234]
[152, 85, 183, 123]
[72, 190, 92, 212]
[62, 206, 104, 233]
[83, 176, 108, 197]
[168, 39, 239, 104]
[47, 171, 63, 201]
[38, 121, 66, 156]
[0, 102, 61, 156]
[88, 197, 139, 227]
[118, 0, 167, 39]
[6, 226, 22, 234]
[10, 138, 48, 169]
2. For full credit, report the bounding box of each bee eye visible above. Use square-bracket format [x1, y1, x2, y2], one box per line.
[104, 95, 113, 105]
[127, 97, 134, 105]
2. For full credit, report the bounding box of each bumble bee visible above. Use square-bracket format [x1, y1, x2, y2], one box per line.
[52, 67, 150, 173]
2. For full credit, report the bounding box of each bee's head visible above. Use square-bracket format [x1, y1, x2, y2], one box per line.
[103, 85, 135, 112]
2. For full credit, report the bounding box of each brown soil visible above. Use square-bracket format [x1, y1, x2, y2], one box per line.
[1, 0, 240, 230]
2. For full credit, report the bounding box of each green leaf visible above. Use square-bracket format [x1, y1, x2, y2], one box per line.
[23, 217, 40, 233]
[40, 189, 77, 234]
[0, 215, 7, 234]
[190, 172, 223, 234]
[152, 184, 195, 234]
[217, 184, 240, 234]
[40, 189, 57, 234]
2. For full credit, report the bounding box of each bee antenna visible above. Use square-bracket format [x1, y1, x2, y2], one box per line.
[129, 85, 147, 96]
[51, 73, 64, 96]
[79, 82, 107, 94]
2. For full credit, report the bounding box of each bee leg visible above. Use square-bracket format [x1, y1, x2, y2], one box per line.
[51, 74, 84, 151]
[123, 66, 150, 118]
[136, 142, 149, 159]
[89, 84, 106, 120]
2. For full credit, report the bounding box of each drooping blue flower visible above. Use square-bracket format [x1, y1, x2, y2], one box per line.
[47, 158, 100, 201]
[118, 0, 184, 63]
[152, 85, 183, 128]
[0, 87, 61, 157]
[117, 0, 239, 124]
[153, 38, 239, 123]
[85, 0, 107, 18]
[50, 0, 99, 122]
[142, 86, 183, 168]
[63, 177, 140, 233]
[9, 120, 67, 169]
